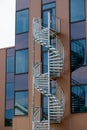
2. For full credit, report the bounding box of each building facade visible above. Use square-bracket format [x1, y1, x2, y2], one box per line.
[0, 0, 87, 130]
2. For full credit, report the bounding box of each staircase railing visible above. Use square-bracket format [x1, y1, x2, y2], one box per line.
[32, 12, 65, 130]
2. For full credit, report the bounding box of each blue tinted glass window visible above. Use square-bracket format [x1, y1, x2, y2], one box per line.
[16, 49, 28, 74]
[42, 2, 56, 28]
[7, 57, 14, 73]
[15, 91, 28, 115]
[6, 83, 14, 100]
[72, 85, 87, 113]
[70, 0, 85, 22]
[71, 39, 86, 71]
[5, 109, 14, 126]
[43, 11, 48, 27]
[42, 3, 56, 10]
[50, 80, 56, 96]
[42, 96, 48, 120]
[42, 52, 48, 73]
[16, 9, 29, 34]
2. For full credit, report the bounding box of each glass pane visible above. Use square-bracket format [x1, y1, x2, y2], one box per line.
[6, 57, 14, 73]
[16, 9, 29, 34]
[42, 96, 48, 120]
[5, 109, 14, 126]
[71, 39, 86, 72]
[70, 0, 85, 22]
[42, 2, 56, 29]
[42, 52, 48, 73]
[15, 91, 28, 115]
[50, 80, 56, 96]
[72, 85, 87, 113]
[16, 49, 28, 74]
[43, 11, 48, 27]
[42, 3, 56, 10]
[6, 83, 14, 100]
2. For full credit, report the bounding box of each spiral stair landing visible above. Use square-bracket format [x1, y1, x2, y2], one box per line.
[32, 13, 65, 130]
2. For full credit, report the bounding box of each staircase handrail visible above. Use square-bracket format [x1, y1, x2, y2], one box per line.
[34, 107, 41, 122]
[33, 62, 42, 77]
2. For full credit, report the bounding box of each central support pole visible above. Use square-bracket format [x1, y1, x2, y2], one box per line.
[48, 12, 50, 130]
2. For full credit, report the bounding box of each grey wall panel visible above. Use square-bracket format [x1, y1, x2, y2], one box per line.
[71, 21, 86, 40]
[15, 74, 28, 90]
[72, 66, 87, 84]
[16, 0, 29, 11]
[6, 73, 14, 83]
[42, 0, 55, 4]
[6, 100, 14, 109]
[15, 33, 28, 50]
[7, 48, 15, 57]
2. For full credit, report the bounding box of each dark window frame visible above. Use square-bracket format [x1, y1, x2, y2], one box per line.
[14, 90, 28, 116]
[70, 0, 86, 23]
[71, 84, 87, 113]
[15, 48, 28, 75]
[16, 8, 29, 35]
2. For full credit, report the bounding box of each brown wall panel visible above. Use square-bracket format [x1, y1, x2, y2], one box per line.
[28, 0, 41, 130]
[56, 0, 71, 129]
[56, 0, 70, 117]
[0, 49, 12, 130]
[13, 117, 29, 130]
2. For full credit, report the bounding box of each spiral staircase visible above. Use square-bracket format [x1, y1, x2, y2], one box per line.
[32, 13, 65, 130]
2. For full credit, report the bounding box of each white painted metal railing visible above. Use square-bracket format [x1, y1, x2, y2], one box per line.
[32, 12, 65, 130]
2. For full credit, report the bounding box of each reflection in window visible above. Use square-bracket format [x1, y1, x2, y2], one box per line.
[50, 80, 56, 96]
[16, 49, 28, 74]
[71, 39, 86, 72]
[42, 2, 56, 29]
[42, 52, 48, 73]
[6, 83, 14, 100]
[71, 85, 87, 113]
[15, 91, 28, 116]
[6, 57, 14, 73]
[16, 9, 29, 34]
[70, 0, 85, 22]
[5, 82, 14, 126]
[5, 109, 14, 126]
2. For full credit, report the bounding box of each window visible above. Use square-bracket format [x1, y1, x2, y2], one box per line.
[16, 9, 29, 34]
[6, 57, 14, 73]
[16, 49, 28, 74]
[15, 91, 28, 116]
[5, 109, 14, 126]
[71, 39, 86, 71]
[5, 83, 14, 126]
[42, 3, 56, 29]
[70, 0, 85, 22]
[42, 52, 48, 73]
[72, 85, 87, 113]
[6, 83, 14, 100]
